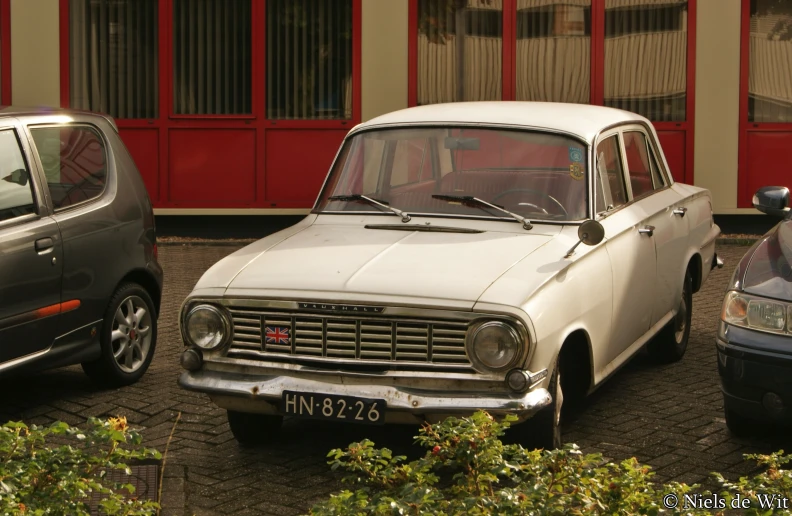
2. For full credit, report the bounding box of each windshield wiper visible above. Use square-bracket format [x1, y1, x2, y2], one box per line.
[328, 194, 411, 223]
[431, 195, 533, 230]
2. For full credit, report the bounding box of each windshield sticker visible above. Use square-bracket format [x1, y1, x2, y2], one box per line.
[569, 147, 584, 162]
[570, 162, 584, 180]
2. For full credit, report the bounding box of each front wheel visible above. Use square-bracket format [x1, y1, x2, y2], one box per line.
[508, 362, 562, 450]
[227, 410, 283, 447]
[82, 283, 157, 387]
[648, 271, 692, 364]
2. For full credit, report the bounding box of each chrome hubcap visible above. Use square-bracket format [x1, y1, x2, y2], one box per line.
[674, 292, 688, 343]
[111, 296, 152, 373]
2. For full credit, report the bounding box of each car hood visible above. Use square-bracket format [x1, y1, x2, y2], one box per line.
[217, 223, 560, 306]
[742, 219, 792, 301]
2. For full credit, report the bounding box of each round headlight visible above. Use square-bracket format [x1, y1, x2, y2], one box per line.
[467, 321, 522, 372]
[185, 305, 229, 350]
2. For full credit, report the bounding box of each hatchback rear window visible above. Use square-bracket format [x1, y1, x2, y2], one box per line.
[30, 125, 107, 210]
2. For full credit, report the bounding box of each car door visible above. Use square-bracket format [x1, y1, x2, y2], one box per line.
[620, 128, 688, 327]
[0, 122, 63, 366]
[593, 131, 657, 374]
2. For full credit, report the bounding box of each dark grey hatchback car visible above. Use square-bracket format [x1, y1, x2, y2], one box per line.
[0, 108, 162, 386]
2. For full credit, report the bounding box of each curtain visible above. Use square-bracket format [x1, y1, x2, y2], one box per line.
[749, 0, 792, 123]
[416, 0, 503, 104]
[70, 0, 158, 119]
[515, 0, 591, 104]
[266, 0, 353, 120]
[173, 0, 251, 115]
[603, 0, 688, 121]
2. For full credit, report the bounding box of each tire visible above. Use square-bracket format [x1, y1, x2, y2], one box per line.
[648, 271, 693, 364]
[82, 283, 158, 387]
[509, 361, 563, 450]
[724, 407, 756, 438]
[227, 410, 283, 447]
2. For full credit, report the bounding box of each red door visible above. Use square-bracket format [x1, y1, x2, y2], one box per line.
[738, 0, 792, 207]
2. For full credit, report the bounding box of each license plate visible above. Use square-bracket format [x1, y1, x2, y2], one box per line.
[282, 391, 386, 425]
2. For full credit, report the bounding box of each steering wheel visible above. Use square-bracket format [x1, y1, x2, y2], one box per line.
[491, 188, 568, 218]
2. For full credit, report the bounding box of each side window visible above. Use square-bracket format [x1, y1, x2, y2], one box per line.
[0, 130, 36, 222]
[595, 135, 627, 209]
[623, 131, 661, 198]
[30, 125, 107, 210]
[647, 145, 667, 189]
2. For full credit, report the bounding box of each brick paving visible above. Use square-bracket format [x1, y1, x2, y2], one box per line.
[2, 243, 791, 515]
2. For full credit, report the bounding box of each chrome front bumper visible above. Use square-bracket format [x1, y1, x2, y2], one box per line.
[178, 369, 552, 424]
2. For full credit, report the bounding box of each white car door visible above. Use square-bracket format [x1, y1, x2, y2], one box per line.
[593, 131, 657, 376]
[620, 128, 688, 327]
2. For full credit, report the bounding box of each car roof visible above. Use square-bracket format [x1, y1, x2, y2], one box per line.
[0, 106, 117, 130]
[351, 102, 649, 142]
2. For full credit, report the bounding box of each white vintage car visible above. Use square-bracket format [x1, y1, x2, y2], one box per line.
[178, 102, 722, 448]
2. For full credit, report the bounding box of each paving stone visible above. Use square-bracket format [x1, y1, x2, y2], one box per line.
[3, 244, 792, 515]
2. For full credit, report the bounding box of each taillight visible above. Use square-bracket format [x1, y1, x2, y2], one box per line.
[153, 243, 158, 260]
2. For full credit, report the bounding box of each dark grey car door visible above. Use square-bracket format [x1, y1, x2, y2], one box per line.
[0, 125, 63, 365]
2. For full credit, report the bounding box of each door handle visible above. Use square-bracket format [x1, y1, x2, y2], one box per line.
[672, 207, 688, 217]
[35, 237, 54, 252]
[638, 225, 655, 237]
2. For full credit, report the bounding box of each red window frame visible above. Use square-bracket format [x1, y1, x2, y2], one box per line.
[58, 0, 362, 209]
[408, 0, 696, 184]
[737, 0, 792, 208]
[1, 0, 11, 105]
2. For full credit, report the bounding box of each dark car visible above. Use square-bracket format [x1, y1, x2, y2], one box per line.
[718, 186, 792, 436]
[0, 108, 162, 386]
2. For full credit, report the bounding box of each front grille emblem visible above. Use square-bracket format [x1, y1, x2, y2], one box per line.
[298, 302, 385, 314]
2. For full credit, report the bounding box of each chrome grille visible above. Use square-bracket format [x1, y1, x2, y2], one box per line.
[227, 308, 471, 368]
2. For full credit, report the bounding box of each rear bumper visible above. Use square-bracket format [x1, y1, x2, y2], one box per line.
[178, 368, 552, 424]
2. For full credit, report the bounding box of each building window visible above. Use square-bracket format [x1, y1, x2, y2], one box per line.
[266, 0, 354, 120]
[69, 0, 158, 119]
[173, 0, 252, 115]
[603, 0, 688, 121]
[748, 0, 792, 122]
[416, 0, 503, 104]
[515, 0, 591, 103]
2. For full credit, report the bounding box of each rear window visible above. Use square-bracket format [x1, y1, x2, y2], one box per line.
[30, 125, 107, 210]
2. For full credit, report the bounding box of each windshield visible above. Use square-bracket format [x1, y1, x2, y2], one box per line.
[315, 127, 589, 222]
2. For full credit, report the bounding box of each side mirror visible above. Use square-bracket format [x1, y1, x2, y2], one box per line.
[6, 168, 28, 186]
[753, 186, 790, 217]
[565, 220, 605, 258]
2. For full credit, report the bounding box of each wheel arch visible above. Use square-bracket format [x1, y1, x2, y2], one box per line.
[115, 269, 162, 316]
[687, 252, 703, 293]
[558, 328, 594, 401]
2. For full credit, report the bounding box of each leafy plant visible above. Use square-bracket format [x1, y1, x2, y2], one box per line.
[0, 417, 161, 515]
[310, 410, 792, 516]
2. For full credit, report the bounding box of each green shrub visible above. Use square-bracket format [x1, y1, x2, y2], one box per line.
[310, 411, 792, 516]
[0, 417, 161, 515]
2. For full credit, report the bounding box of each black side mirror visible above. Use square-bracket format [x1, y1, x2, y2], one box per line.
[753, 186, 790, 217]
[5, 168, 28, 186]
[565, 219, 605, 258]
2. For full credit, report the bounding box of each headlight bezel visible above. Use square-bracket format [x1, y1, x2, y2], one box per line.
[465, 319, 528, 373]
[183, 303, 232, 350]
[721, 290, 792, 336]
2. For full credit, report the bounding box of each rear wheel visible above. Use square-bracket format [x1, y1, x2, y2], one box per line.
[227, 410, 283, 447]
[82, 283, 157, 387]
[648, 271, 692, 364]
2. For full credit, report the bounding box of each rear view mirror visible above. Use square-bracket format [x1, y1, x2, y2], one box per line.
[565, 219, 605, 258]
[753, 186, 790, 217]
[444, 137, 480, 150]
